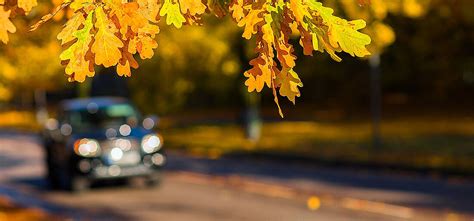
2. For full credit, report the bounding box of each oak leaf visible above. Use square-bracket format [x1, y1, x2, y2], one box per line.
[116, 2, 148, 37]
[59, 12, 95, 82]
[0, 7, 16, 44]
[57, 13, 85, 44]
[306, 1, 371, 57]
[159, 0, 185, 28]
[288, 0, 309, 27]
[137, 0, 161, 23]
[328, 19, 371, 57]
[117, 61, 131, 76]
[244, 56, 273, 92]
[128, 23, 159, 59]
[230, 0, 245, 22]
[91, 6, 124, 67]
[261, 14, 275, 47]
[117, 49, 138, 77]
[237, 7, 264, 39]
[276, 69, 303, 104]
[179, 0, 206, 16]
[135, 35, 157, 59]
[276, 40, 296, 68]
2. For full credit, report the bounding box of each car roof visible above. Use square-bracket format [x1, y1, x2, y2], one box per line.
[60, 97, 130, 111]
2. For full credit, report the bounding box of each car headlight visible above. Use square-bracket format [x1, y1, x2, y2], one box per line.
[74, 139, 101, 157]
[141, 134, 163, 153]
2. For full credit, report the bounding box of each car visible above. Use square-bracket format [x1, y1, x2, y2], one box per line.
[41, 97, 165, 192]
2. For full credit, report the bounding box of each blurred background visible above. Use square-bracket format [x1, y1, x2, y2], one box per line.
[1, 0, 474, 220]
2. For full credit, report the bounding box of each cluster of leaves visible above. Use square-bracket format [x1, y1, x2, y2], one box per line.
[42, 0, 162, 81]
[230, 0, 371, 115]
[0, 0, 371, 116]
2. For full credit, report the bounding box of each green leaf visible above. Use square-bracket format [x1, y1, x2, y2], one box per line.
[159, 0, 185, 28]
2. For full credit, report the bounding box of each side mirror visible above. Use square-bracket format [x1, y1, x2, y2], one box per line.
[142, 115, 159, 130]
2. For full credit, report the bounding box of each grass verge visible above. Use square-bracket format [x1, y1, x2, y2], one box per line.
[163, 118, 474, 174]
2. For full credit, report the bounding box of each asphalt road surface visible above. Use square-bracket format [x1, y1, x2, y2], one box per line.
[1, 131, 474, 221]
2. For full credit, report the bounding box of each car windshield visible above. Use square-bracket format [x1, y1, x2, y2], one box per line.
[66, 103, 140, 131]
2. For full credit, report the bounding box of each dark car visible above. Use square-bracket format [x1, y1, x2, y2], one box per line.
[41, 97, 165, 192]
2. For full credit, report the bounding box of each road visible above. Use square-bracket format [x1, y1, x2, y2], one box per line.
[1, 131, 474, 221]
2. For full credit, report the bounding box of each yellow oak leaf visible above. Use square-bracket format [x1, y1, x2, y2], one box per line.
[306, 1, 371, 57]
[0, 7, 16, 44]
[244, 56, 273, 92]
[57, 13, 85, 45]
[244, 72, 262, 92]
[137, 35, 157, 59]
[179, 0, 206, 16]
[117, 2, 148, 36]
[140, 22, 160, 36]
[116, 6, 131, 37]
[59, 12, 95, 82]
[261, 14, 274, 47]
[276, 40, 296, 68]
[128, 23, 159, 59]
[159, 0, 185, 28]
[91, 6, 124, 67]
[137, 0, 161, 23]
[230, 0, 245, 22]
[117, 60, 131, 76]
[237, 7, 264, 39]
[288, 0, 310, 28]
[276, 69, 303, 104]
[17, 0, 38, 14]
[117, 49, 139, 76]
[328, 19, 371, 57]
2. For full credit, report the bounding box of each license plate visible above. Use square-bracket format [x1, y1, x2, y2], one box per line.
[106, 151, 141, 166]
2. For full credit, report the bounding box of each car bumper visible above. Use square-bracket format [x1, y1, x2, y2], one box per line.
[73, 151, 165, 180]
[89, 164, 158, 179]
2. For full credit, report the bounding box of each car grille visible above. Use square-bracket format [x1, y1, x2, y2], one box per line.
[100, 138, 141, 166]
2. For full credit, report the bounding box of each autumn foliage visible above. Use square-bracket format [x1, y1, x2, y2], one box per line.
[0, 0, 372, 116]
